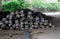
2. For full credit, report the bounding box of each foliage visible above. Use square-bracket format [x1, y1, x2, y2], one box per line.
[2, 0, 29, 12]
[31, 0, 60, 11]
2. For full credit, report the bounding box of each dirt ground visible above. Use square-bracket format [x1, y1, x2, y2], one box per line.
[0, 28, 59, 39]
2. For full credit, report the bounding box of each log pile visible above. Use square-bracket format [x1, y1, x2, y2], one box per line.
[0, 9, 54, 30]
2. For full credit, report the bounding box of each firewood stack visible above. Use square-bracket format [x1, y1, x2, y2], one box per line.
[0, 9, 55, 30]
